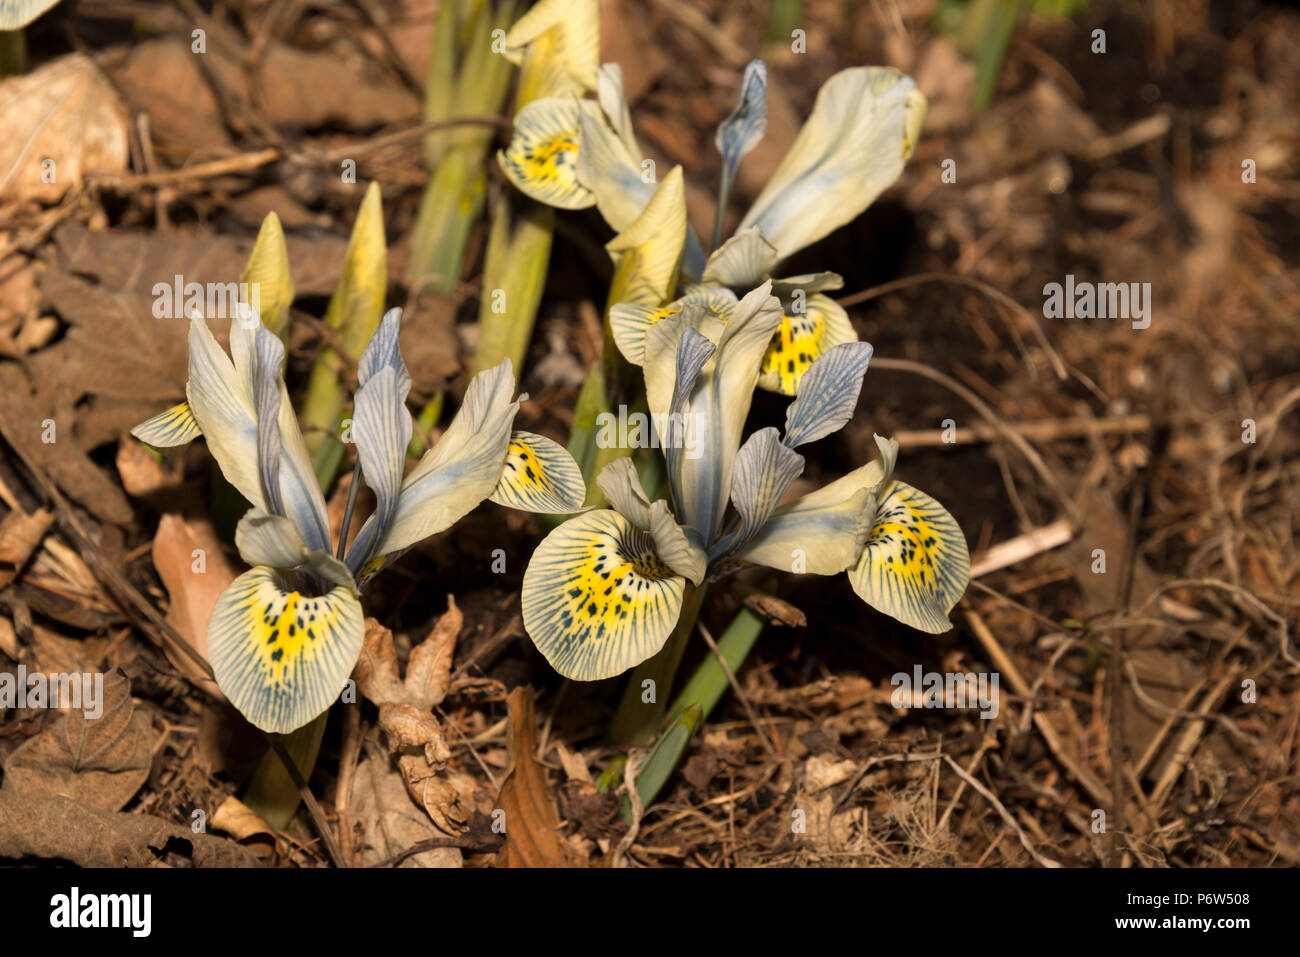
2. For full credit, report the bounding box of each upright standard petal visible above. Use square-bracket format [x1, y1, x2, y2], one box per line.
[736, 67, 925, 263]
[715, 59, 768, 186]
[671, 283, 784, 541]
[498, 97, 598, 210]
[848, 480, 969, 633]
[248, 322, 331, 553]
[757, 293, 857, 396]
[489, 430, 586, 513]
[595, 457, 653, 528]
[522, 510, 685, 681]
[345, 309, 414, 572]
[648, 500, 707, 585]
[370, 360, 519, 558]
[782, 341, 874, 447]
[701, 226, 779, 291]
[208, 566, 363, 733]
[184, 315, 263, 511]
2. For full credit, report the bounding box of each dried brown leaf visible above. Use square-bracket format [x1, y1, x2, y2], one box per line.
[151, 514, 234, 698]
[495, 686, 573, 867]
[3, 670, 153, 812]
[0, 790, 260, 867]
[0, 54, 129, 203]
[351, 752, 462, 868]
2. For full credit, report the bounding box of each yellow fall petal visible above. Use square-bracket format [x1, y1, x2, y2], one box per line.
[848, 480, 970, 634]
[522, 509, 685, 681]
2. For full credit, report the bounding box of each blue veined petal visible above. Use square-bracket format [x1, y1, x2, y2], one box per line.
[489, 429, 586, 513]
[736, 67, 925, 263]
[207, 565, 363, 733]
[521, 509, 685, 681]
[783, 341, 874, 447]
[734, 485, 874, 576]
[131, 401, 201, 448]
[669, 283, 783, 542]
[610, 284, 736, 368]
[715, 59, 768, 188]
[345, 309, 413, 574]
[609, 301, 683, 367]
[710, 427, 804, 563]
[248, 321, 331, 553]
[368, 359, 519, 559]
[848, 480, 969, 633]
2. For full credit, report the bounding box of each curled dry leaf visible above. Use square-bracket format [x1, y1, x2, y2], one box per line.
[2, 670, 153, 812]
[351, 752, 462, 868]
[211, 794, 280, 861]
[353, 604, 470, 834]
[743, 591, 808, 628]
[495, 686, 573, 867]
[0, 53, 129, 203]
[379, 702, 452, 766]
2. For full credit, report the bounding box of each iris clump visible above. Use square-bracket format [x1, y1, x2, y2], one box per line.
[499, 56, 926, 396]
[521, 281, 970, 683]
[134, 308, 584, 733]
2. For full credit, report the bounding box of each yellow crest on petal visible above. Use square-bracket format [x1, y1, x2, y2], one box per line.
[498, 97, 596, 210]
[757, 293, 856, 396]
[522, 510, 685, 681]
[490, 430, 586, 513]
[208, 567, 363, 733]
[849, 480, 969, 634]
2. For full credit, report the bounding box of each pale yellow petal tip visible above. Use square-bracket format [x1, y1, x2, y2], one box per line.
[605, 165, 685, 254]
[131, 401, 201, 448]
[903, 88, 927, 161]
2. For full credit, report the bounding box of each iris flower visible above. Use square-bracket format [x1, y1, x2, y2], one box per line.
[521, 282, 969, 681]
[133, 308, 584, 732]
[499, 59, 926, 394]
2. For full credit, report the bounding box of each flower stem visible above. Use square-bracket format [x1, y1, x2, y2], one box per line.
[242, 711, 328, 830]
[609, 581, 709, 745]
